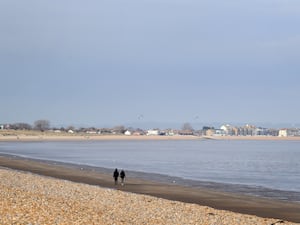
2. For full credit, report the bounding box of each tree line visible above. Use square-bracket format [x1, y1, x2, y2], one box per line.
[4, 120, 195, 133]
[7, 120, 50, 131]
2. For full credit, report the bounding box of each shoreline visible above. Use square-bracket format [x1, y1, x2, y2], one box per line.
[1, 133, 300, 142]
[3, 153, 298, 203]
[1, 155, 300, 223]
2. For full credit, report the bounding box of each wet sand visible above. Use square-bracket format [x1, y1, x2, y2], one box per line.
[1, 155, 300, 223]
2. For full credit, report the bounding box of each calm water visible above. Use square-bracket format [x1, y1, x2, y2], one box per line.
[0, 140, 299, 201]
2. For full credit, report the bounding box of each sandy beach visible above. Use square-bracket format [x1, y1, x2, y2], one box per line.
[1, 131, 300, 142]
[1, 155, 300, 224]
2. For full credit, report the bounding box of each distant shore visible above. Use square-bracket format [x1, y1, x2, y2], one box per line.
[1, 130, 300, 142]
[1, 155, 300, 224]
[1, 133, 300, 223]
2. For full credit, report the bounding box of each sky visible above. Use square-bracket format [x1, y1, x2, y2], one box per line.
[1, 0, 300, 128]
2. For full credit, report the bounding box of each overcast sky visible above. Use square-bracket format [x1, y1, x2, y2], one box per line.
[1, 0, 300, 128]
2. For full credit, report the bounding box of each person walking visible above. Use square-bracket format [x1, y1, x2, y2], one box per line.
[120, 170, 126, 186]
[113, 168, 119, 185]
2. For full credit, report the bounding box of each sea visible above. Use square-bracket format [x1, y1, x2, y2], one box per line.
[0, 139, 299, 202]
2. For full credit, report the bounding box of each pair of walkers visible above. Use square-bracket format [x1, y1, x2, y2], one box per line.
[113, 168, 126, 186]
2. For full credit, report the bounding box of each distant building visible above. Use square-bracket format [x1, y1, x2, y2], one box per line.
[220, 124, 236, 135]
[147, 129, 159, 136]
[279, 128, 300, 137]
[237, 124, 256, 136]
[289, 128, 300, 136]
[179, 130, 194, 135]
[205, 129, 216, 136]
[86, 130, 97, 134]
[278, 129, 288, 137]
[214, 129, 225, 136]
[220, 124, 230, 133]
[165, 129, 175, 136]
[254, 127, 268, 136]
[124, 130, 132, 136]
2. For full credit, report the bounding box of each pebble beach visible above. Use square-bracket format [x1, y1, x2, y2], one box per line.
[1, 167, 299, 225]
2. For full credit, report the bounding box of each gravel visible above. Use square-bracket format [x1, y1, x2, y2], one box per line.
[0, 168, 298, 225]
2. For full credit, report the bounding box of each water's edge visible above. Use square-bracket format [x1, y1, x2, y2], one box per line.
[1, 153, 300, 203]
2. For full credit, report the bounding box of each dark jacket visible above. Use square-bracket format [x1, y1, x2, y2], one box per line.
[113, 169, 119, 179]
[120, 170, 126, 179]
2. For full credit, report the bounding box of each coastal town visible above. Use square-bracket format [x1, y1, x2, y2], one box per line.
[1, 121, 299, 138]
[1, 121, 300, 224]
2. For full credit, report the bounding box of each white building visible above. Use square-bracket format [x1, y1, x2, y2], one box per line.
[86, 131, 97, 134]
[278, 129, 288, 137]
[147, 129, 159, 136]
[278, 128, 300, 137]
[220, 124, 234, 135]
[124, 130, 132, 136]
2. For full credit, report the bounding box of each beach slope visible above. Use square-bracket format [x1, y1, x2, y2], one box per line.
[1, 156, 300, 224]
[1, 167, 299, 225]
